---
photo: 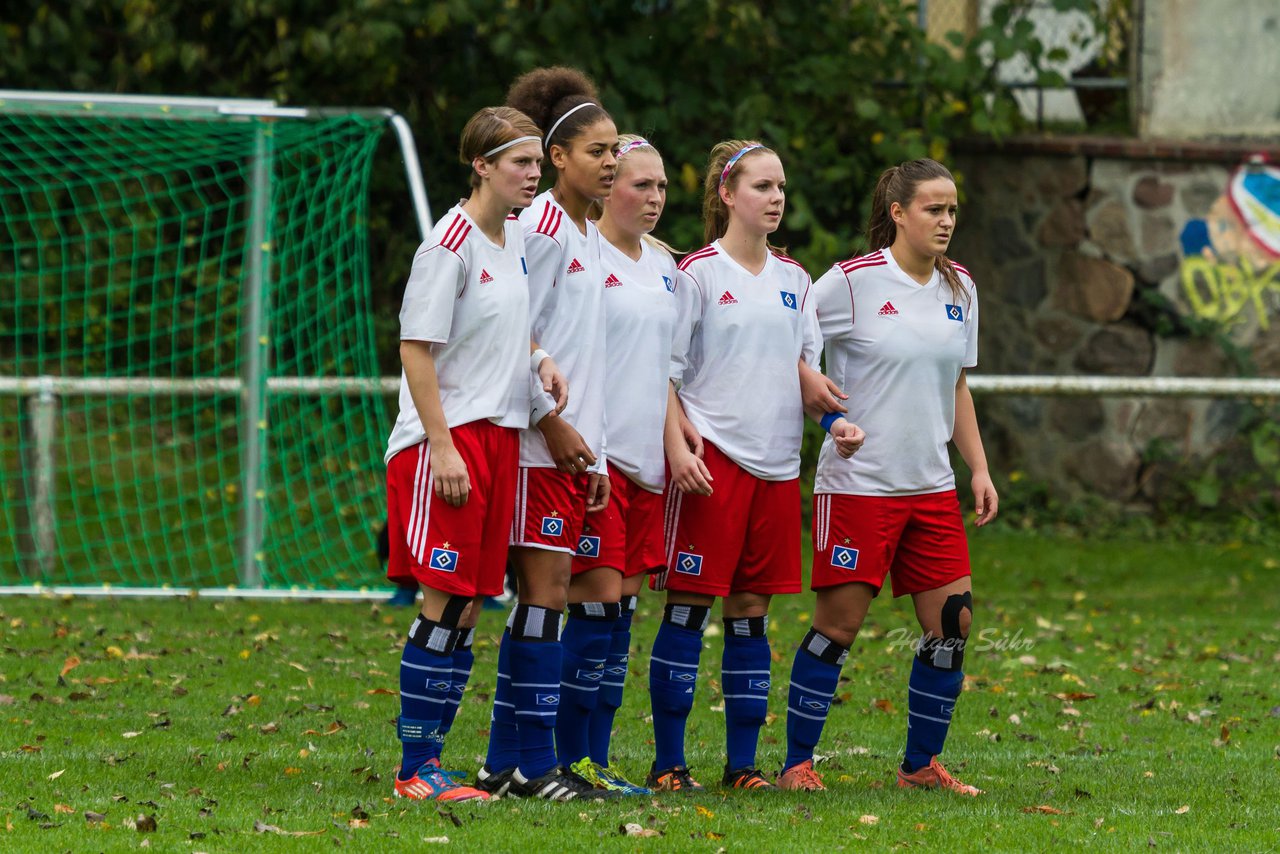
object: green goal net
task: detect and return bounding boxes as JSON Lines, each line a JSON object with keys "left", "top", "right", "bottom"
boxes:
{"left": 1, "top": 97, "right": 410, "bottom": 592}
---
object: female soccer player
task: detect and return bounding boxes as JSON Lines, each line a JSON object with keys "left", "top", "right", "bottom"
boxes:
{"left": 559, "top": 134, "right": 679, "bottom": 795}
{"left": 779, "top": 158, "right": 998, "bottom": 794}
{"left": 385, "top": 106, "right": 565, "bottom": 802}
{"left": 647, "top": 140, "right": 862, "bottom": 793}
{"left": 477, "top": 66, "right": 621, "bottom": 802}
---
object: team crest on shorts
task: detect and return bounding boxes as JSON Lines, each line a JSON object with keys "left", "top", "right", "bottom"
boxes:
{"left": 576, "top": 534, "right": 600, "bottom": 556}
{"left": 428, "top": 546, "right": 459, "bottom": 573}
{"left": 675, "top": 551, "right": 703, "bottom": 576}
{"left": 780, "top": 290, "right": 797, "bottom": 309}
{"left": 541, "top": 515, "right": 564, "bottom": 537}
{"left": 830, "top": 545, "right": 859, "bottom": 570}
{"left": 945, "top": 303, "right": 964, "bottom": 321}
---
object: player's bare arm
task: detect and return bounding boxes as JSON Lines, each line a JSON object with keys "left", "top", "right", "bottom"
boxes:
{"left": 663, "top": 382, "right": 712, "bottom": 494}
{"left": 952, "top": 370, "right": 998, "bottom": 526}
{"left": 400, "top": 339, "right": 470, "bottom": 507}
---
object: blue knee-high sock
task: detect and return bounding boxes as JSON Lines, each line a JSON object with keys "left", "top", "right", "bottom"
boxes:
{"left": 649, "top": 603, "right": 709, "bottom": 772}
{"left": 510, "top": 604, "right": 563, "bottom": 780}
{"left": 904, "top": 654, "right": 964, "bottom": 772}
{"left": 484, "top": 615, "right": 520, "bottom": 772}
{"left": 589, "top": 595, "right": 636, "bottom": 766}
{"left": 722, "top": 615, "right": 772, "bottom": 772}
{"left": 427, "top": 626, "right": 474, "bottom": 764}
{"left": 397, "top": 615, "right": 457, "bottom": 781}
{"left": 784, "top": 629, "right": 848, "bottom": 771}
{"left": 556, "top": 601, "right": 620, "bottom": 765}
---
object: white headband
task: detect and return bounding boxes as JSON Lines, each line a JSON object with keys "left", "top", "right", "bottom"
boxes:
{"left": 482, "top": 135, "right": 541, "bottom": 158}
{"left": 545, "top": 102, "right": 598, "bottom": 145}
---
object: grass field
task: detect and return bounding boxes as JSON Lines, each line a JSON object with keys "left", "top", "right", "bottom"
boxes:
{"left": 2, "top": 528, "right": 1278, "bottom": 852}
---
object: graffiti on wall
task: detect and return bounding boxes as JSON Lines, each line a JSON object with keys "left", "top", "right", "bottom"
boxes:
{"left": 1179, "top": 159, "right": 1280, "bottom": 329}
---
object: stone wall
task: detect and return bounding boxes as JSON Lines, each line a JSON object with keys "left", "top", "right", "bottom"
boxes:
{"left": 949, "top": 136, "right": 1280, "bottom": 504}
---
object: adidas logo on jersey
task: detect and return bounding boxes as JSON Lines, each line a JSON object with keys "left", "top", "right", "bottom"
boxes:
{"left": 479, "top": 269, "right": 493, "bottom": 284}
{"left": 718, "top": 291, "right": 738, "bottom": 305}
{"left": 878, "top": 301, "right": 899, "bottom": 316}
{"left": 604, "top": 273, "right": 623, "bottom": 288}
{"left": 567, "top": 258, "right": 586, "bottom": 274}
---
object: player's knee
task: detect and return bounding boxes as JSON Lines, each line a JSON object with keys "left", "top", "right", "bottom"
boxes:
{"left": 918, "top": 591, "right": 971, "bottom": 671}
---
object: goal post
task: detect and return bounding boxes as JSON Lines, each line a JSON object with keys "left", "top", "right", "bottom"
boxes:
{"left": 0, "top": 91, "right": 431, "bottom": 595}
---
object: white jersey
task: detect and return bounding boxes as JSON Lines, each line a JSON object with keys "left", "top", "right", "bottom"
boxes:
{"left": 519, "top": 191, "right": 608, "bottom": 471}
{"left": 385, "top": 205, "right": 530, "bottom": 463}
{"left": 812, "top": 248, "right": 979, "bottom": 496}
{"left": 670, "top": 241, "right": 819, "bottom": 480}
{"left": 599, "top": 238, "right": 679, "bottom": 492}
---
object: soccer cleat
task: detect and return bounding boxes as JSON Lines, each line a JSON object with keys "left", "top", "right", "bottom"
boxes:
{"left": 722, "top": 765, "right": 777, "bottom": 790}
{"left": 897, "top": 757, "right": 983, "bottom": 796}
{"left": 475, "top": 764, "right": 519, "bottom": 797}
{"left": 777, "top": 759, "right": 827, "bottom": 791}
{"left": 394, "top": 759, "right": 490, "bottom": 801}
{"left": 511, "top": 764, "right": 620, "bottom": 801}
{"left": 646, "top": 764, "right": 704, "bottom": 793}
{"left": 570, "top": 758, "right": 652, "bottom": 795}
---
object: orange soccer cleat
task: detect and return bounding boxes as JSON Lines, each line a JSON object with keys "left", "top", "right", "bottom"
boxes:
{"left": 896, "top": 757, "right": 983, "bottom": 796}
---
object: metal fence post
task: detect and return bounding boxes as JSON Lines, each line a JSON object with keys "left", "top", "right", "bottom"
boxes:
{"left": 25, "top": 378, "right": 58, "bottom": 580}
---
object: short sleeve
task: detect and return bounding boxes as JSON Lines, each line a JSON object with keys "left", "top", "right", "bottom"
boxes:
{"left": 524, "top": 230, "right": 563, "bottom": 340}
{"left": 399, "top": 243, "right": 465, "bottom": 343}
{"left": 798, "top": 274, "right": 820, "bottom": 367}
{"left": 812, "top": 264, "right": 855, "bottom": 345}
{"left": 668, "top": 267, "right": 705, "bottom": 387}
{"left": 964, "top": 280, "right": 979, "bottom": 369}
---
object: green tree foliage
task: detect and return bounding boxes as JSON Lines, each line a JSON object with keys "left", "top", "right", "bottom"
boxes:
{"left": 2, "top": 0, "right": 1092, "bottom": 359}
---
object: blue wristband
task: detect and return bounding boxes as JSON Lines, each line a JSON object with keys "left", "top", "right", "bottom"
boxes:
{"left": 819, "top": 412, "right": 843, "bottom": 433}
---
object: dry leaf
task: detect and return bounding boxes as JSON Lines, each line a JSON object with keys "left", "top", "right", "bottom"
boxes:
{"left": 858, "top": 815, "right": 879, "bottom": 825}
{"left": 122, "top": 731, "right": 141, "bottom": 739}
{"left": 366, "top": 688, "right": 397, "bottom": 696}
{"left": 136, "top": 814, "right": 157, "bottom": 833}
{"left": 872, "top": 698, "right": 895, "bottom": 714}
{"left": 60, "top": 656, "right": 81, "bottom": 676}
{"left": 423, "top": 837, "right": 450, "bottom": 844}
{"left": 621, "top": 823, "right": 661, "bottom": 837}
{"left": 1052, "top": 692, "right": 1097, "bottom": 702}
{"left": 695, "top": 806, "right": 715, "bottom": 819}
{"left": 288, "top": 662, "right": 309, "bottom": 672}
{"left": 47, "top": 768, "right": 65, "bottom": 780}
{"left": 348, "top": 819, "right": 369, "bottom": 829}
{"left": 85, "top": 811, "right": 106, "bottom": 823}
{"left": 1175, "top": 805, "right": 1190, "bottom": 815}
{"left": 54, "top": 804, "right": 74, "bottom": 814}
{"left": 1021, "top": 805, "right": 1065, "bottom": 815}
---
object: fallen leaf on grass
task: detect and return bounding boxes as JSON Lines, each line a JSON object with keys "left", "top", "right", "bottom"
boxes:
{"left": 423, "top": 837, "right": 449, "bottom": 844}
{"left": 287, "top": 662, "right": 309, "bottom": 672}
{"left": 21, "top": 745, "right": 43, "bottom": 753}
{"left": 122, "top": 732, "right": 141, "bottom": 739}
{"left": 436, "top": 808, "right": 462, "bottom": 828}
{"left": 351, "top": 805, "right": 369, "bottom": 820}
{"left": 366, "top": 688, "right": 397, "bottom": 696}
{"left": 85, "top": 811, "right": 106, "bottom": 823}
{"left": 253, "top": 820, "right": 326, "bottom": 836}
{"left": 60, "top": 656, "right": 81, "bottom": 676}
{"left": 1052, "top": 692, "right": 1097, "bottom": 702}
{"left": 348, "top": 819, "right": 369, "bottom": 829}
{"left": 47, "top": 768, "right": 64, "bottom": 779}
{"left": 135, "top": 814, "right": 157, "bottom": 833}
{"left": 1021, "top": 805, "right": 1065, "bottom": 815}
{"left": 695, "top": 806, "right": 714, "bottom": 819}
{"left": 621, "top": 823, "right": 661, "bottom": 837}
{"left": 872, "top": 698, "right": 895, "bottom": 714}
{"left": 858, "top": 815, "right": 879, "bottom": 825}
{"left": 1175, "top": 805, "right": 1190, "bottom": 815}
{"left": 52, "top": 803, "right": 74, "bottom": 814}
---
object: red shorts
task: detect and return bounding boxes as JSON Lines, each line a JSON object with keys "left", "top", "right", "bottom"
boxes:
{"left": 653, "top": 441, "right": 801, "bottom": 597}
{"left": 572, "top": 463, "right": 666, "bottom": 578}
{"left": 386, "top": 420, "right": 518, "bottom": 597}
{"left": 810, "top": 490, "right": 971, "bottom": 597}
{"left": 510, "top": 465, "right": 589, "bottom": 554}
